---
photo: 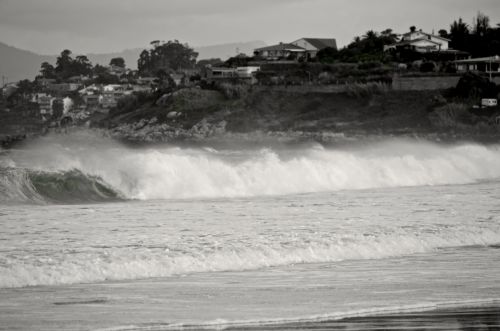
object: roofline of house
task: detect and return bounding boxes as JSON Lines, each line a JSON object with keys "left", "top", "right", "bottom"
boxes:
{"left": 403, "top": 31, "right": 451, "bottom": 42}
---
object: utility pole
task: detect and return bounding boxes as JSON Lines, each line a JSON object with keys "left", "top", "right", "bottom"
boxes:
{"left": 489, "top": 57, "right": 492, "bottom": 82}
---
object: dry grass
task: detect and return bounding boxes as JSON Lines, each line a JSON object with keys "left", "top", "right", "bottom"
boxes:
{"left": 344, "top": 82, "right": 391, "bottom": 98}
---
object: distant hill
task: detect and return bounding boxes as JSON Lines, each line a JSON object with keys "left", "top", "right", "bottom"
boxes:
{"left": 0, "top": 40, "right": 267, "bottom": 83}
{"left": 0, "top": 42, "right": 55, "bottom": 83}
{"left": 86, "top": 48, "right": 143, "bottom": 71}
{"left": 86, "top": 41, "right": 267, "bottom": 68}
{"left": 195, "top": 40, "right": 266, "bottom": 60}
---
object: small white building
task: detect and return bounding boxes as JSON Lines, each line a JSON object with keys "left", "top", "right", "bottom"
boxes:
{"left": 235, "top": 66, "right": 260, "bottom": 78}
{"left": 454, "top": 55, "right": 500, "bottom": 73}
{"left": 103, "top": 84, "right": 124, "bottom": 92}
{"left": 481, "top": 99, "right": 498, "bottom": 107}
{"left": 206, "top": 66, "right": 260, "bottom": 84}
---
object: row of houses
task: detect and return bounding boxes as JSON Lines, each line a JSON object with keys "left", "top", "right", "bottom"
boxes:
{"left": 247, "top": 31, "right": 498, "bottom": 79}
{"left": 16, "top": 81, "right": 155, "bottom": 122}
{"left": 79, "top": 83, "right": 153, "bottom": 109}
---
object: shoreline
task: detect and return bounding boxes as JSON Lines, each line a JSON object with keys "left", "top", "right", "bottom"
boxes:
{"left": 222, "top": 304, "right": 500, "bottom": 331}
{"left": 3, "top": 127, "right": 500, "bottom": 151}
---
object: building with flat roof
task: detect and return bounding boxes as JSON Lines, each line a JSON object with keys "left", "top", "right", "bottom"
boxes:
{"left": 454, "top": 55, "right": 500, "bottom": 74}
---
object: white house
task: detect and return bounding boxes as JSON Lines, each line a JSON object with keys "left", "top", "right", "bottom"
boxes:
{"left": 385, "top": 29, "right": 450, "bottom": 53}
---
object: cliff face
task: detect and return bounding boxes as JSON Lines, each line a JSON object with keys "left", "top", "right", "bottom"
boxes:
{"left": 100, "top": 86, "right": 500, "bottom": 143}
{"left": 2, "top": 85, "right": 499, "bottom": 147}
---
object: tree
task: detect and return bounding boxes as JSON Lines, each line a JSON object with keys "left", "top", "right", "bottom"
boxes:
{"left": 54, "top": 49, "right": 93, "bottom": 79}
{"left": 93, "top": 64, "right": 108, "bottom": 76}
{"left": 74, "top": 55, "right": 92, "bottom": 76}
{"left": 473, "top": 11, "right": 490, "bottom": 37}
{"left": 55, "top": 49, "right": 73, "bottom": 76}
{"left": 363, "top": 30, "right": 378, "bottom": 40}
{"left": 316, "top": 47, "right": 339, "bottom": 63}
{"left": 449, "top": 18, "right": 469, "bottom": 51}
{"left": 17, "top": 79, "right": 35, "bottom": 92}
{"left": 110, "top": 57, "right": 125, "bottom": 68}
{"left": 39, "top": 62, "right": 56, "bottom": 79}
{"left": 438, "top": 29, "right": 449, "bottom": 39}
{"left": 138, "top": 49, "right": 152, "bottom": 74}
{"left": 318, "top": 28, "right": 398, "bottom": 63}
{"left": 410, "top": 26, "right": 417, "bottom": 33}
{"left": 137, "top": 40, "right": 198, "bottom": 76}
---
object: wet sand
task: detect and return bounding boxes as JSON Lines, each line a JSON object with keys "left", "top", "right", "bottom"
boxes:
{"left": 226, "top": 306, "right": 500, "bottom": 331}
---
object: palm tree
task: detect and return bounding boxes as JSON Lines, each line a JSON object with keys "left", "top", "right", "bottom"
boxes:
{"left": 363, "top": 30, "right": 378, "bottom": 40}
{"left": 449, "top": 18, "right": 470, "bottom": 51}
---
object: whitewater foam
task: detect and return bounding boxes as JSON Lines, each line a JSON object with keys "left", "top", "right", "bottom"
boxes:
{"left": 1, "top": 133, "right": 500, "bottom": 202}
{"left": 0, "top": 225, "right": 499, "bottom": 288}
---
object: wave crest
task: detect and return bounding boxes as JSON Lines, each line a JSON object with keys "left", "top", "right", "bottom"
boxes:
{"left": 1, "top": 133, "right": 500, "bottom": 202}
{"left": 0, "top": 168, "right": 120, "bottom": 204}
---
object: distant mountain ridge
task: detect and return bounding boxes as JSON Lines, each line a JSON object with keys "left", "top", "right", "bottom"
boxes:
{"left": 0, "top": 42, "right": 55, "bottom": 84}
{"left": 195, "top": 41, "right": 266, "bottom": 60}
{"left": 0, "top": 41, "right": 266, "bottom": 83}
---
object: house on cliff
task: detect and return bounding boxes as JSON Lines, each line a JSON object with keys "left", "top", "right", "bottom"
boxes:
{"left": 254, "top": 37, "right": 337, "bottom": 61}
{"left": 384, "top": 28, "right": 450, "bottom": 53}
{"left": 291, "top": 38, "right": 338, "bottom": 59}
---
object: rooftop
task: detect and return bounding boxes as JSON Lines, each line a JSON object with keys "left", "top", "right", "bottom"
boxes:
{"left": 454, "top": 55, "right": 500, "bottom": 64}
{"left": 300, "top": 38, "right": 338, "bottom": 50}
{"left": 402, "top": 30, "right": 451, "bottom": 42}
{"left": 255, "top": 43, "right": 305, "bottom": 52}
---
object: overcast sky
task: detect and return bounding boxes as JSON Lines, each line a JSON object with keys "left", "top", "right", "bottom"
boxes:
{"left": 0, "top": 0, "right": 499, "bottom": 55}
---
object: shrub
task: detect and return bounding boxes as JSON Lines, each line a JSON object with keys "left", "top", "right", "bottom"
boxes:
{"left": 216, "top": 82, "right": 249, "bottom": 99}
{"left": 420, "top": 62, "right": 436, "bottom": 73}
{"left": 431, "top": 103, "right": 477, "bottom": 127}
{"left": 344, "top": 82, "right": 390, "bottom": 98}
{"left": 111, "top": 94, "right": 139, "bottom": 115}
{"left": 358, "top": 61, "right": 383, "bottom": 70}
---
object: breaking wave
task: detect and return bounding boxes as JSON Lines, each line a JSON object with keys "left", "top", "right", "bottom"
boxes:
{"left": 1, "top": 132, "right": 500, "bottom": 203}
{"left": 0, "top": 167, "right": 121, "bottom": 204}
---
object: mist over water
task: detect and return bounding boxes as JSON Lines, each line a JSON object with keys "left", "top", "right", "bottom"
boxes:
{"left": 1, "top": 131, "right": 500, "bottom": 203}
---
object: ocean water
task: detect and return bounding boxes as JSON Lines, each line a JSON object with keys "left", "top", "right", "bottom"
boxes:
{"left": 1, "top": 132, "right": 500, "bottom": 330}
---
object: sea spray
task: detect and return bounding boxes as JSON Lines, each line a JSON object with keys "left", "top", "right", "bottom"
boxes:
{"left": 1, "top": 132, "right": 500, "bottom": 202}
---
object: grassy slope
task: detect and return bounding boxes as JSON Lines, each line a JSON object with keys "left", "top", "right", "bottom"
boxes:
{"left": 102, "top": 87, "right": 497, "bottom": 138}
{"left": 223, "top": 89, "right": 435, "bottom": 135}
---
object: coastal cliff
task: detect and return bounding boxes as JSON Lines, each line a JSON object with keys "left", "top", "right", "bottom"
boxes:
{"left": 2, "top": 81, "right": 500, "bottom": 147}
{"left": 98, "top": 84, "right": 500, "bottom": 143}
